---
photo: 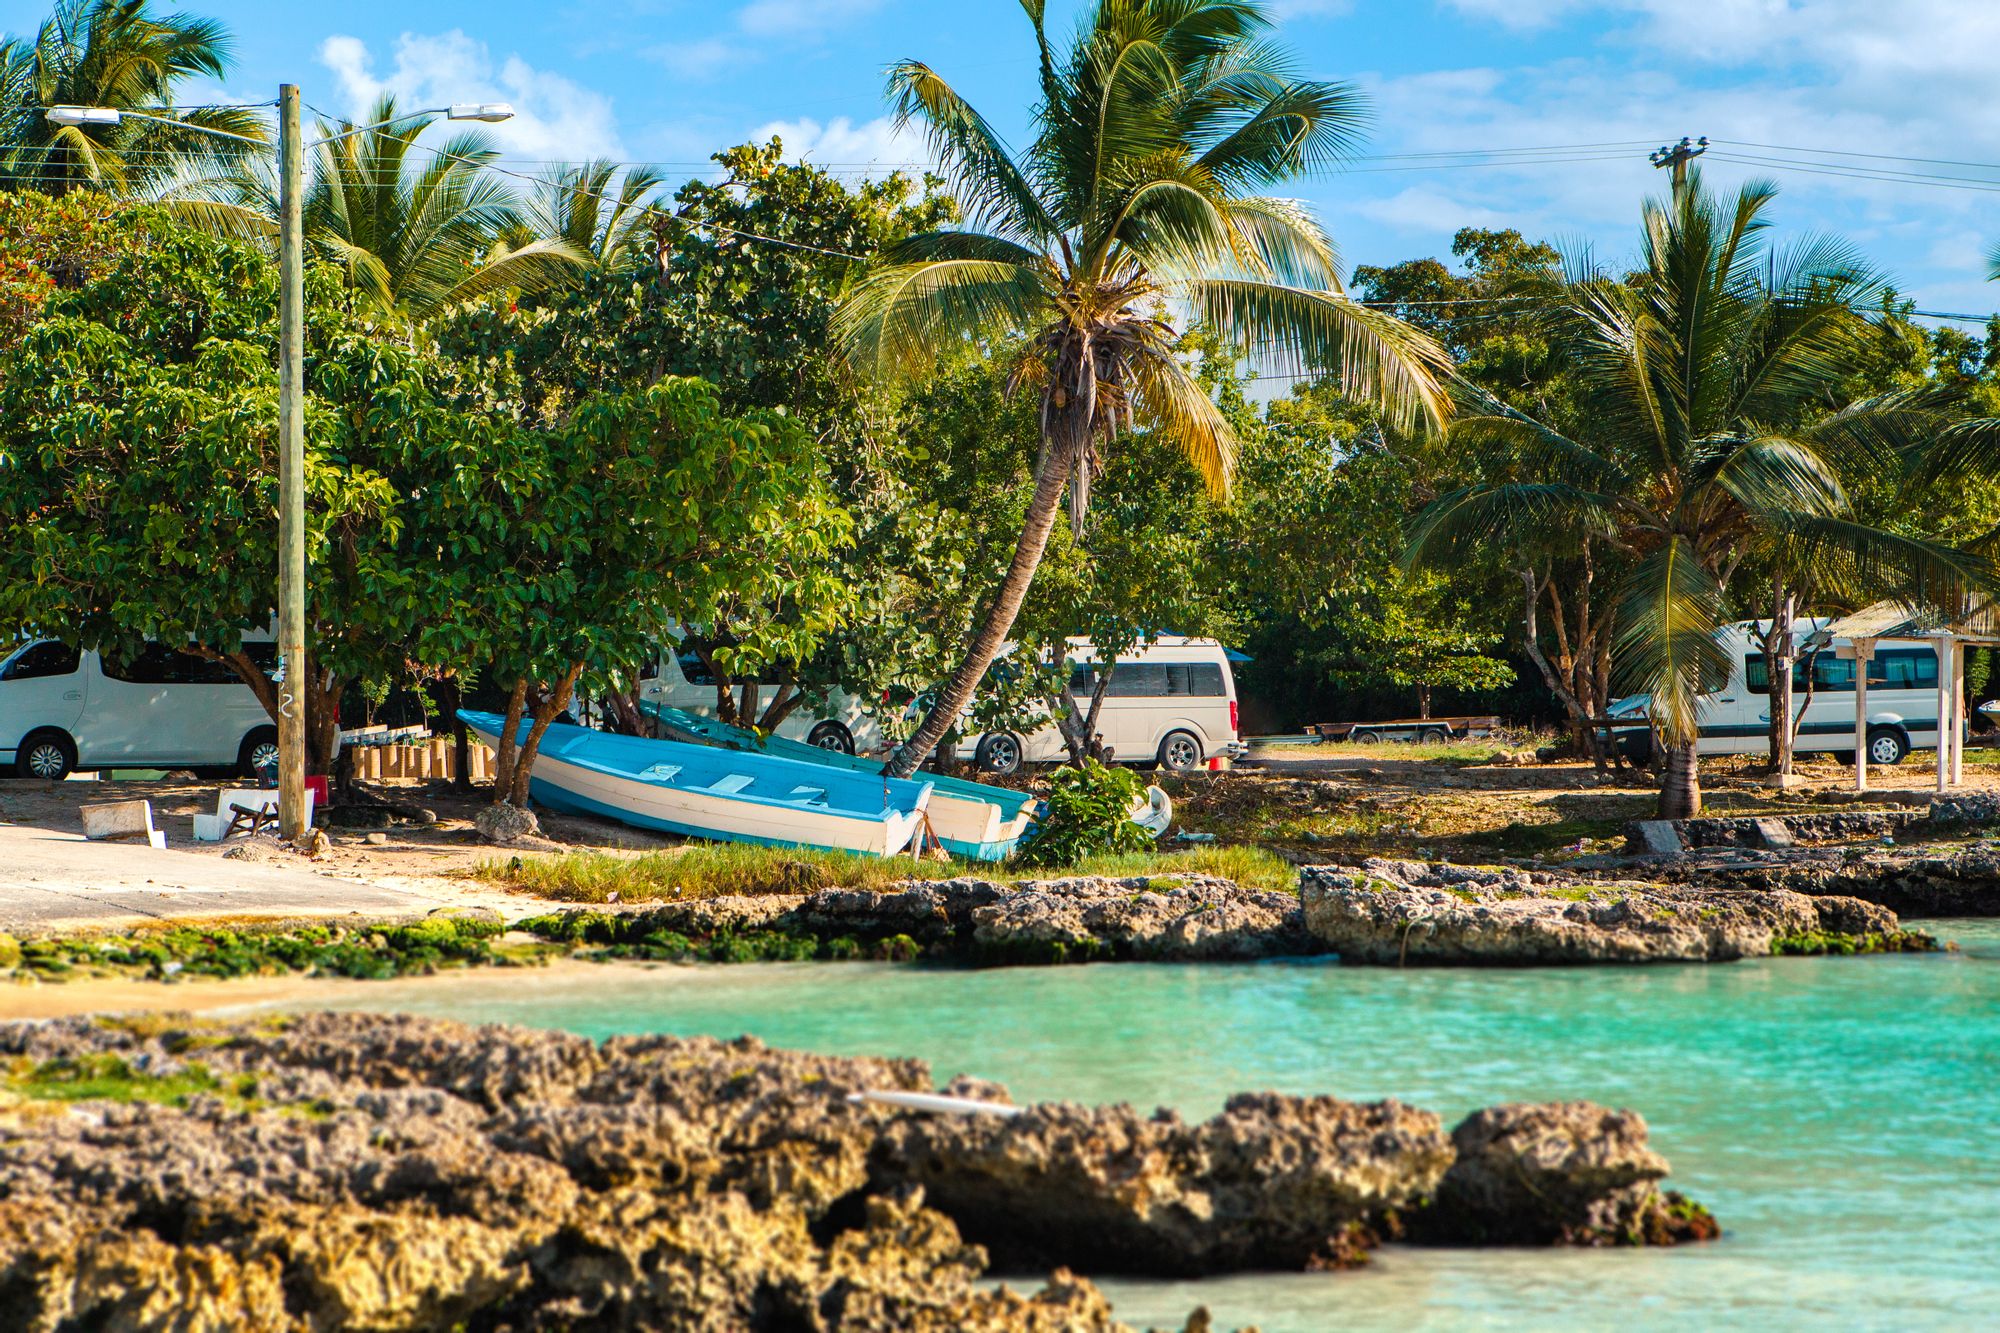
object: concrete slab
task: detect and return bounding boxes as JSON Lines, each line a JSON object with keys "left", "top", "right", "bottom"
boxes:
{"left": 0, "top": 822, "right": 431, "bottom": 933}
{"left": 1753, "top": 818, "right": 1796, "bottom": 850}
{"left": 1634, "top": 820, "right": 1686, "bottom": 856}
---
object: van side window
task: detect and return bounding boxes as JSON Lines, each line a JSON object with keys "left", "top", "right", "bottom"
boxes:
{"left": 101, "top": 644, "right": 238, "bottom": 684}
{"left": 1185, "top": 663, "right": 1226, "bottom": 697}
{"left": 1745, "top": 653, "right": 1863, "bottom": 695}
{"left": 676, "top": 651, "right": 716, "bottom": 686}
{"left": 1872, "top": 649, "right": 1937, "bottom": 689}
{"left": 1, "top": 641, "right": 80, "bottom": 680}
{"left": 1106, "top": 665, "right": 1169, "bottom": 697}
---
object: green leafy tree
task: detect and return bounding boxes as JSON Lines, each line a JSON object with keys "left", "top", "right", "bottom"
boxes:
{"left": 0, "top": 195, "right": 415, "bottom": 773}
{"left": 1408, "top": 175, "right": 1989, "bottom": 816}
{"left": 836, "top": 0, "right": 1452, "bottom": 778}
{"left": 0, "top": 0, "right": 263, "bottom": 209}
{"left": 410, "top": 377, "right": 853, "bottom": 806}
{"left": 439, "top": 141, "right": 955, "bottom": 738}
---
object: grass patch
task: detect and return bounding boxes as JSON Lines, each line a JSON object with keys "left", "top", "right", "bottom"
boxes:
{"left": 3, "top": 1053, "right": 254, "bottom": 1110}
{"left": 1459, "top": 817, "right": 1631, "bottom": 856}
{"left": 1770, "top": 929, "right": 1938, "bottom": 956}
{"left": 2, "top": 913, "right": 550, "bottom": 985}
{"left": 1255, "top": 736, "right": 1548, "bottom": 764}
{"left": 479, "top": 842, "right": 1298, "bottom": 902}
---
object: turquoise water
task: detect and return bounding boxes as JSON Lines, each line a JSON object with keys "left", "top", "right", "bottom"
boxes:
{"left": 276, "top": 922, "right": 2000, "bottom": 1330}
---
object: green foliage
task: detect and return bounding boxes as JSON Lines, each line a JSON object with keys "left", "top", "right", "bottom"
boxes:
{"left": 482, "top": 842, "right": 1299, "bottom": 900}
{"left": 3, "top": 913, "right": 526, "bottom": 983}
{"left": 1016, "top": 760, "right": 1154, "bottom": 868}
{"left": 1769, "top": 929, "right": 1937, "bottom": 956}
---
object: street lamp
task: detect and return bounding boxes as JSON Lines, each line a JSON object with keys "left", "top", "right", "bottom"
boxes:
{"left": 47, "top": 93, "right": 512, "bottom": 842}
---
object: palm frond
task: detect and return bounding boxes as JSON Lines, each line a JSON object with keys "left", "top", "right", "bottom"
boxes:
{"left": 1184, "top": 275, "right": 1453, "bottom": 429}
{"left": 886, "top": 59, "right": 1053, "bottom": 241}
{"left": 835, "top": 258, "right": 1052, "bottom": 380}
{"left": 1128, "top": 350, "right": 1236, "bottom": 495}
{"left": 1404, "top": 482, "right": 1623, "bottom": 569}
{"left": 1610, "top": 537, "right": 1732, "bottom": 744}
{"left": 1700, "top": 434, "right": 1847, "bottom": 520}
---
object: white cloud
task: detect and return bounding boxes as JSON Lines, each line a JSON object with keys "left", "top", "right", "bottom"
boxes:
{"left": 748, "top": 115, "right": 931, "bottom": 176}
{"left": 1350, "top": 185, "right": 1510, "bottom": 233}
{"left": 317, "top": 30, "right": 624, "bottom": 161}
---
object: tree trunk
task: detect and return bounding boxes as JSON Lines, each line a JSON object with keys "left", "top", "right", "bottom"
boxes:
{"left": 1658, "top": 739, "right": 1702, "bottom": 818}
{"left": 884, "top": 390, "right": 1090, "bottom": 779}
{"left": 490, "top": 677, "right": 530, "bottom": 802}
{"left": 443, "top": 677, "right": 472, "bottom": 792}
{"left": 755, "top": 682, "right": 802, "bottom": 732}
{"left": 1418, "top": 684, "right": 1432, "bottom": 720}
{"left": 602, "top": 688, "right": 647, "bottom": 736}
{"left": 506, "top": 662, "right": 586, "bottom": 807}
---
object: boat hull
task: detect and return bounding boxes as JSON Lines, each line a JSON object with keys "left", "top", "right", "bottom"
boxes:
{"left": 463, "top": 714, "right": 930, "bottom": 857}
{"left": 638, "top": 702, "right": 1037, "bottom": 861}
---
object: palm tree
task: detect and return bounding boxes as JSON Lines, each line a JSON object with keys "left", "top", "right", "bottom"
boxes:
{"left": 217, "top": 94, "right": 585, "bottom": 321}
{"left": 522, "top": 158, "right": 665, "bottom": 274}
{"left": 837, "top": 0, "right": 1453, "bottom": 777}
{"left": 1408, "top": 174, "right": 1987, "bottom": 817}
{"left": 0, "top": 0, "right": 262, "bottom": 197}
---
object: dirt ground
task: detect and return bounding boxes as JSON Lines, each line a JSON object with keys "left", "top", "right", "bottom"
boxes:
{"left": 0, "top": 743, "right": 1991, "bottom": 922}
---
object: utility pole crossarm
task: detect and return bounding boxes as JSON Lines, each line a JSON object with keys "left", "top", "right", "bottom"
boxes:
{"left": 1649, "top": 135, "right": 1710, "bottom": 193}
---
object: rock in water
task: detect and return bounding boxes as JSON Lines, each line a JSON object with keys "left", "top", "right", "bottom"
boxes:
{"left": 876, "top": 1092, "right": 1454, "bottom": 1274}
{"left": 1299, "top": 858, "right": 1913, "bottom": 964}
{"left": 475, "top": 801, "right": 542, "bottom": 845}
{"left": 1424, "top": 1102, "right": 1719, "bottom": 1246}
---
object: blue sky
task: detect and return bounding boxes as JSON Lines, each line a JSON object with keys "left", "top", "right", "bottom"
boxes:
{"left": 62, "top": 0, "right": 2000, "bottom": 322}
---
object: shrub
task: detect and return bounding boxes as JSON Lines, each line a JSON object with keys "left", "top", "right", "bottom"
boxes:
{"left": 1016, "top": 760, "right": 1155, "bottom": 868}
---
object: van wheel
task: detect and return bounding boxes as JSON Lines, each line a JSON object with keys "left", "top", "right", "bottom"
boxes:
{"left": 1157, "top": 730, "right": 1205, "bottom": 773}
{"left": 16, "top": 730, "right": 75, "bottom": 780}
{"left": 974, "top": 733, "right": 1023, "bottom": 776}
{"left": 238, "top": 727, "right": 281, "bottom": 778}
{"left": 1866, "top": 726, "right": 1909, "bottom": 766}
{"left": 806, "top": 721, "right": 856, "bottom": 754}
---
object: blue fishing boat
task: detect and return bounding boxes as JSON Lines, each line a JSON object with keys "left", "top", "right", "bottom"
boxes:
{"left": 638, "top": 701, "right": 1040, "bottom": 860}
{"left": 459, "top": 711, "right": 934, "bottom": 856}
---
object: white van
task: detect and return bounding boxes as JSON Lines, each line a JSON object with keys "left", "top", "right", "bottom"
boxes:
{"left": 638, "top": 642, "right": 885, "bottom": 755}
{"left": 0, "top": 640, "right": 280, "bottom": 779}
{"left": 1611, "top": 619, "right": 1943, "bottom": 766}
{"left": 954, "top": 636, "right": 1245, "bottom": 775}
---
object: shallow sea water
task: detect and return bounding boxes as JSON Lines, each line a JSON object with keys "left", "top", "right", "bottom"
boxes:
{"left": 274, "top": 920, "right": 2000, "bottom": 1331}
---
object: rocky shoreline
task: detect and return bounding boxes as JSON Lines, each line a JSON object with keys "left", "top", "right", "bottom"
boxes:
{"left": 0, "top": 1012, "right": 1714, "bottom": 1330}
{"left": 520, "top": 873, "right": 1325, "bottom": 965}
{"left": 1299, "top": 859, "right": 1934, "bottom": 964}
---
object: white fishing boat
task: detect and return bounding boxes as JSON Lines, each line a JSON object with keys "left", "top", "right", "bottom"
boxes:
{"left": 638, "top": 701, "right": 1040, "bottom": 860}
{"left": 460, "top": 711, "right": 933, "bottom": 856}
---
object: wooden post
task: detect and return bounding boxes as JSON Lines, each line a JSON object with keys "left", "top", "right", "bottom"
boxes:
{"left": 1936, "top": 634, "right": 1953, "bottom": 793}
{"left": 1953, "top": 642, "right": 1966, "bottom": 787}
{"left": 1845, "top": 639, "right": 1871, "bottom": 793}
{"left": 276, "top": 83, "right": 308, "bottom": 841}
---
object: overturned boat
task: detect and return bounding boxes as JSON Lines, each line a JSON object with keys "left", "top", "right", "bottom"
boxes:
{"left": 459, "top": 710, "right": 933, "bottom": 857}
{"left": 638, "top": 702, "right": 1039, "bottom": 861}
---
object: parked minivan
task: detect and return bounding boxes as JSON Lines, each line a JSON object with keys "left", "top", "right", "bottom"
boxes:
{"left": 637, "top": 642, "right": 885, "bottom": 755}
{"left": 1610, "top": 619, "right": 1943, "bottom": 765}
{"left": 0, "top": 639, "right": 280, "bottom": 779}
{"left": 954, "top": 636, "right": 1245, "bottom": 775}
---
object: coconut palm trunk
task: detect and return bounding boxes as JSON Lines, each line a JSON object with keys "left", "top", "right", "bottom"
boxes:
{"left": 1659, "top": 739, "right": 1701, "bottom": 820}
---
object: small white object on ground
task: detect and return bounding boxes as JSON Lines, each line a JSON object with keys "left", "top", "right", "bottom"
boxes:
{"left": 79, "top": 800, "right": 165, "bottom": 849}
{"left": 846, "top": 1089, "right": 1023, "bottom": 1118}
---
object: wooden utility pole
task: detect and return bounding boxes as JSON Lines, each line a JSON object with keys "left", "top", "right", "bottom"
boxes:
{"left": 276, "top": 83, "right": 308, "bottom": 841}
{"left": 1649, "top": 136, "right": 1709, "bottom": 193}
